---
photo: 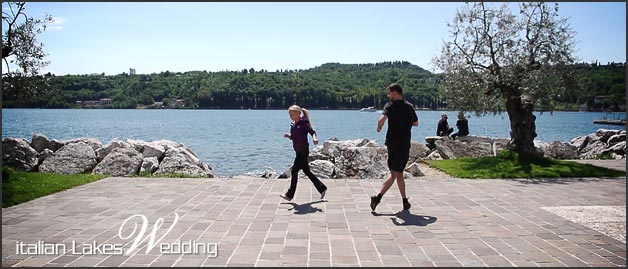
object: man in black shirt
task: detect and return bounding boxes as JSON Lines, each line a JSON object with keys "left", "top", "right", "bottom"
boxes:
{"left": 371, "top": 83, "right": 419, "bottom": 212}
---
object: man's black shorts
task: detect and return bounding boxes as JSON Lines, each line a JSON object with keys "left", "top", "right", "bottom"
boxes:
{"left": 387, "top": 145, "right": 410, "bottom": 173}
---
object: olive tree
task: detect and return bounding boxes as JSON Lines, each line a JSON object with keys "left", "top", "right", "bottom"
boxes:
{"left": 432, "top": 2, "right": 577, "bottom": 155}
{"left": 2, "top": 2, "right": 53, "bottom": 100}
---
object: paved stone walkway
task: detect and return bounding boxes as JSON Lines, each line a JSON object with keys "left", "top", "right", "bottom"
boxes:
{"left": 2, "top": 161, "right": 626, "bottom": 267}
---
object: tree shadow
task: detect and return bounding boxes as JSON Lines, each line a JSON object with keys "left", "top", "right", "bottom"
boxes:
{"left": 281, "top": 200, "right": 327, "bottom": 215}
{"left": 371, "top": 211, "right": 437, "bottom": 226}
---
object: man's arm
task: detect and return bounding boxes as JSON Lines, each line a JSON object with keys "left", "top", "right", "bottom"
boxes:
{"left": 412, "top": 120, "right": 419, "bottom": 127}
{"left": 377, "top": 115, "right": 387, "bottom": 133}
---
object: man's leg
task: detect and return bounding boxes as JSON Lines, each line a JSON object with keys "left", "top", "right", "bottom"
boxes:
{"left": 379, "top": 172, "right": 396, "bottom": 196}
{"left": 395, "top": 171, "right": 411, "bottom": 211}
{"left": 395, "top": 171, "right": 406, "bottom": 199}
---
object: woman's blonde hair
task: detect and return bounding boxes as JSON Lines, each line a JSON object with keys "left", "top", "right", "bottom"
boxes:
{"left": 288, "top": 104, "right": 312, "bottom": 126}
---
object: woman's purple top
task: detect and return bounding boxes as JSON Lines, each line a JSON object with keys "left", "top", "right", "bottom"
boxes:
{"left": 290, "top": 116, "right": 316, "bottom": 152}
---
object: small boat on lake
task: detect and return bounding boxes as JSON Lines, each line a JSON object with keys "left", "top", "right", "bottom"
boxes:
{"left": 360, "top": 106, "right": 377, "bottom": 112}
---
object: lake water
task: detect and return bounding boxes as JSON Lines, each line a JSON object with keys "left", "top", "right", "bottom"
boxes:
{"left": 2, "top": 109, "right": 625, "bottom": 177}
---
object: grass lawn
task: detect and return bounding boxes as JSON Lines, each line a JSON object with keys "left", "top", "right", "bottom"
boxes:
{"left": 425, "top": 150, "right": 626, "bottom": 179}
{"left": 2, "top": 167, "right": 107, "bottom": 208}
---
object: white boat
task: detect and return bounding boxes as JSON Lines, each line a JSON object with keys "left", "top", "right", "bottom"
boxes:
{"left": 360, "top": 106, "right": 377, "bottom": 112}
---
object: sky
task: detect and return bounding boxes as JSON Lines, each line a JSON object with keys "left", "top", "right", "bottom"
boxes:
{"left": 3, "top": 2, "right": 626, "bottom": 76}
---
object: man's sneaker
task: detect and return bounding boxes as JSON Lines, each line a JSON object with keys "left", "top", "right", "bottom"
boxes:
{"left": 403, "top": 199, "right": 411, "bottom": 211}
{"left": 320, "top": 189, "right": 327, "bottom": 200}
{"left": 370, "top": 195, "right": 381, "bottom": 211}
{"left": 280, "top": 194, "right": 293, "bottom": 201}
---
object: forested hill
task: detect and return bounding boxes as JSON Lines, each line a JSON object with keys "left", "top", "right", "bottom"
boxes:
{"left": 2, "top": 61, "right": 625, "bottom": 111}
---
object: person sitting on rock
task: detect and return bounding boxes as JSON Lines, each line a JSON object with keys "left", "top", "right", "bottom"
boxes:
{"left": 451, "top": 111, "right": 469, "bottom": 139}
{"left": 436, "top": 113, "right": 453, "bottom": 137}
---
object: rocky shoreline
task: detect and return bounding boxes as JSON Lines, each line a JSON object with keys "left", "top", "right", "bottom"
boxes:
{"left": 2, "top": 129, "right": 625, "bottom": 179}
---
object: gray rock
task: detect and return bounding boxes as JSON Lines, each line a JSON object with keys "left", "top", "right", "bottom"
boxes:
{"left": 63, "top": 137, "right": 103, "bottom": 151}
{"left": 156, "top": 147, "right": 214, "bottom": 178}
{"left": 335, "top": 146, "right": 388, "bottom": 179}
{"left": 96, "top": 139, "right": 135, "bottom": 162}
{"left": 426, "top": 151, "right": 443, "bottom": 160}
{"left": 142, "top": 143, "right": 166, "bottom": 160}
{"left": 321, "top": 138, "right": 371, "bottom": 159}
{"left": 92, "top": 147, "right": 143, "bottom": 176}
{"left": 39, "top": 142, "right": 97, "bottom": 174}
{"left": 569, "top": 135, "right": 590, "bottom": 152}
{"left": 140, "top": 157, "right": 160, "bottom": 174}
{"left": 152, "top": 139, "right": 185, "bottom": 151}
{"left": 2, "top": 137, "right": 39, "bottom": 171}
{"left": 602, "top": 141, "right": 626, "bottom": 158}
{"left": 608, "top": 133, "right": 626, "bottom": 146}
{"left": 30, "top": 133, "right": 50, "bottom": 153}
{"left": 545, "top": 141, "right": 578, "bottom": 159}
{"left": 305, "top": 160, "right": 335, "bottom": 179}
{"left": 278, "top": 166, "right": 291, "bottom": 179}
{"left": 596, "top": 129, "right": 622, "bottom": 143}
{"left": 125, "top": 138, "right": 149, "bottom": 152}
{"left": 37, "top": 149, "right": 54, "bottom": 165}
{"left": 409, "top": 141, "right": 431, "bottom": 161}
{"left": 434, "top": 139, "right": 456, "bottom": 159}
{"left": 424, "top": 136, "right": 446, "bottom": 149}
{"left": 578, "top": 140, "right": 608, "bottom": 159}
{"left": 49, "top": 139, "right": 65, "bottom": 152}
{"left": 405, "top": 162, "right": 425, "bottom": 177}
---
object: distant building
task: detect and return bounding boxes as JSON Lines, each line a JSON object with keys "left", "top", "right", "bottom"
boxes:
{"left": 83, "top": 101, "right": 100, "bottom": 107}
{"left": 594, "top": 95, "right": 609, "bottom": 104}
{"left": 129, "top": 68, "right": 136, "bottom": 75}
{"left": 99, "top": 98, "right": 112, "bottom": 105}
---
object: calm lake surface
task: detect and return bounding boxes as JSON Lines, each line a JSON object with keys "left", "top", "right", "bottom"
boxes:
{"left": 2, "top": 109, "right": 625, "bottom": 177}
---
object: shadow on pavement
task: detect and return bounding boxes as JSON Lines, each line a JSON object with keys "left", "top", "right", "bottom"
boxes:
{"left": 372, "top": 211, "right": 437, "bottom": 226}
{"left": 281, "top": 200, "right": 327, "bottom": 215}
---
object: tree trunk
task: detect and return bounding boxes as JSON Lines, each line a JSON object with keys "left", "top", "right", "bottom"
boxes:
{"left": 505, "top": 94, "right": 538, "bottom": 155}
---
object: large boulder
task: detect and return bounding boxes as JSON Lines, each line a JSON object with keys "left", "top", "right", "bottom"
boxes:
{"left": 409, "top": 141, "right": 431, "bottom": 162}
{"left": 92, "top": 147, "right": 143, "bottom": 176}
{"left": 544, "top": 141, "right": 578, "bottom": 159}
{"left": 321, "top": 138, "right": 371, "bottom": 160}
{"left": 155, "top": 147, "right": 214, "bottom": 178}
{"left": 2, "top": 137, "right": 39, "bottom": 171}
{"left": 334, "top": 146, "right": 388, "bottom": 179}
{"left": 608, "top": 133, "right": 626, "bottom": 146}
{"left": 30, "top": 133, "right": 50, "bottom": 153}
{"left": 63, "top": 137, "right": 103, "bottom": 151}
{"left": 601, "top": 141, "right": 626, "bottom": 159}
{"left": 569, "top": 135, "right": 590, "bottom": 152}
{"left": 578, "top": 140, "right": 609, "bottom": 159}
{"left": 152, "top": 139, "right": 185, "bottom": 151}
{"left": 140, "top": 157, "right": 160, "bottom": 174}
{"left": 39, "top": 142, "right": 98, "bottom": 174}
{"left": 405, "top": 162, "right": 425, "bottom": 177}
{"left": 305, "top": 160, "right": 335, "bottom": 179}
{"left": 95, "top": 139, "right": 135, "bottom": 162}
{"left": 142, "top": 143, "right": 166, "bottom": 160}
{"left": 434, "top": 139, "right": 493, "bottom": 159}
{"left": 49, "top": 139, "right": 65, "bottom": 152}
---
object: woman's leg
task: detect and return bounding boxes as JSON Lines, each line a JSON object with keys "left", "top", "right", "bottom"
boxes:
{"left": 301, "top": 152, "right": 327, "bottom": 194}
{"left": 285, "top": 152, "right": 306, "bottom": 199}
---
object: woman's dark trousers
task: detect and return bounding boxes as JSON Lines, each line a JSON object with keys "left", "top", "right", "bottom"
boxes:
{"left": 285, "top": 150, "right": 327, "bottom": 199}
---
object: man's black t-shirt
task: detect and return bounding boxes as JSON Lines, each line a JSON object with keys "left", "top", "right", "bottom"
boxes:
{"left": 382, "top": 99, "right": 418, "bottom": 148}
